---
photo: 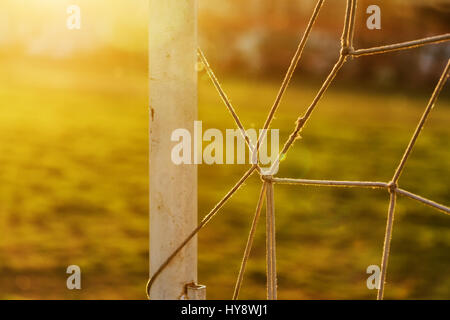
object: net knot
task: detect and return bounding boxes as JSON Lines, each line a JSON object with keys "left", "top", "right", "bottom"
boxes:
{"left": 261, "top": 175, "right": 273, "bottom": 183}
{"left": 387, "top": 181, "right": 398, "bottom": 193}
{"left": 296, "top": 117, "right": 306, "bottom": 128}
{"left": 340, "top": 46, "right": 354, "bottom": 57}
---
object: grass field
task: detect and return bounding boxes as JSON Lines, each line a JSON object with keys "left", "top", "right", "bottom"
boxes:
{"left": 0, "top": 56, "right": 449, "bottom": 299}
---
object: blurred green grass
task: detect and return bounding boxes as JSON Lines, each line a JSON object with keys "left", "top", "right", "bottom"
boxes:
{"left": 0, "top": 57, "right": 449, "bottom": 299}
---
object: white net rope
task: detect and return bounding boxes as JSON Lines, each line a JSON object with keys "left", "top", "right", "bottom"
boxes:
{"left": 147, "top": 0, "right": 450, "bottom": 300}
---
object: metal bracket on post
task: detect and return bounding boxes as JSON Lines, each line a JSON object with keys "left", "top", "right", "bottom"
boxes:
{"left": 185, "top": 283, "right": 207, "bottom": 300}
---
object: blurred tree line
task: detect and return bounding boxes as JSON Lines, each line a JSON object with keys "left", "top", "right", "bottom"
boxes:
{"left": 199, "top": 0, "right": 450, "bottom": 90}
{"left": 1, "top": 0, "right": 447, "bottom": 91}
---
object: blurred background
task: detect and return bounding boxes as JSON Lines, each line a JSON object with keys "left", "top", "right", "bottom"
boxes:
{"left": 0, "top": 0, "right": 449, "bottom": 299}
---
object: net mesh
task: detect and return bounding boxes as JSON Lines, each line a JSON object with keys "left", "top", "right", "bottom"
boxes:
{"left": 147, "top": 0, "right": 450, "bottom": 300}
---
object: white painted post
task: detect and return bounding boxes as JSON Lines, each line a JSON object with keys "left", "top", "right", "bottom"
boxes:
{"left": 149, "top": 0, "right": 200, "bottom": 299}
